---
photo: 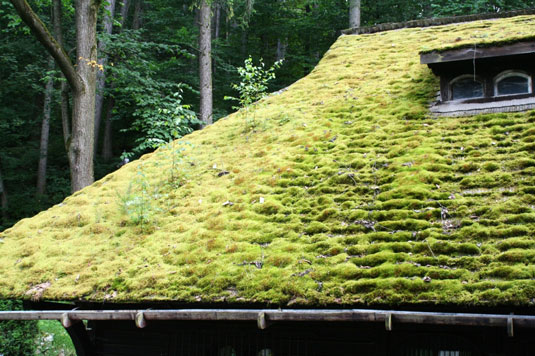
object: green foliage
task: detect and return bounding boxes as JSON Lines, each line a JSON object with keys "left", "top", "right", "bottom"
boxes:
{"left": 35, "top": 320, "right": 75, "bottom": 356}
{"left": 0, "top": 301, "right": 38, "bottom": 355}
{"left": 226, "top": 56, "right": 282, "bottom": 129}
{"left": 101, "top": 29, "right": 199, "bottom": 159}
{"left": 125, "top": 89, "right": 200, "bottom": 158}
{"left": 227, "top": 56, "right": 283, "bottom": 108}
{"left": 429, "top": 0, "right": 535, "bottom": 17}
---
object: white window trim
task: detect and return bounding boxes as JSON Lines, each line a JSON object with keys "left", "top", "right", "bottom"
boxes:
{"left": 494, "top": 70, "right": 532, "bottom": 97}
{"left": 449, "top": 74, "right": 485, "bottom": 101}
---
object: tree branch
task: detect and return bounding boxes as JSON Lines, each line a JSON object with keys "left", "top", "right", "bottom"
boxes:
{"left": 9, "top": 0, "right": 83, "bottom": 93}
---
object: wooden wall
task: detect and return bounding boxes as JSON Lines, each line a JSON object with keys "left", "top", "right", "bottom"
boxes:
{"left": 78, "top": 319, "right": 535, "bottom": 356}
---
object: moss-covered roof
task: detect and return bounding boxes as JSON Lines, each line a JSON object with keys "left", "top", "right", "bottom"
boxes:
{"left": 3, "top": 15, "right": 535, "bottom": 307}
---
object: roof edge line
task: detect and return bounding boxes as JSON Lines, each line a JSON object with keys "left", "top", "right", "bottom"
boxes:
{"left": 342, "top": 8, "right": 535, "bottom": 35}
{"left": 1, "top": 309, "right": 534, "bottom": 329}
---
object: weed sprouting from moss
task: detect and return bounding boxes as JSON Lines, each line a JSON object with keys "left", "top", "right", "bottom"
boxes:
{"left": 159, "top": 140, "right": 195, "bottom": 189}
{"left": 116, "top": 166, "right": 163, "bottom": 231}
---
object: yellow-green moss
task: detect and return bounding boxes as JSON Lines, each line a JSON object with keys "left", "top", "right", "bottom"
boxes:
{"left": 1, "top": 15, "right": 535, "bottom": 307}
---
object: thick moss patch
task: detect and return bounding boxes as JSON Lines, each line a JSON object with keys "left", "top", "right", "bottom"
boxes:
{"left": 1, "top": 15, "right": 535, "bottom": 306}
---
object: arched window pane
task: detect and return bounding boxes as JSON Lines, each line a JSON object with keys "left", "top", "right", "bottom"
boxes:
{"left": 497, "top": 75, "right": 530, "bottom": 96}
{"left": 451, "top": 78, "right": 483, "bottom": 100}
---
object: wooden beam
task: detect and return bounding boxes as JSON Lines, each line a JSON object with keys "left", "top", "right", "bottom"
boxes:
{"left": 0, "top": 309, "right": 534, "bottom": 330}
{"left": 342, "top": 9, "right": 535, "bottom": 35}
{"left": 420, "top": 41, "right": 535, "bottom": 64}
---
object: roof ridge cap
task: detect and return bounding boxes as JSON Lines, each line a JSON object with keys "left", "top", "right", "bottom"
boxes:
{"left": 342, "top": 8, "right": 535, "bottom": 35}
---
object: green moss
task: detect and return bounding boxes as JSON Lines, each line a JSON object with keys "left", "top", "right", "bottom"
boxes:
{"left": 1, "top": 15, "right": 535, "bottom": 306}
{"left": 305, "top": 222, "right": 329, "bottom": 234}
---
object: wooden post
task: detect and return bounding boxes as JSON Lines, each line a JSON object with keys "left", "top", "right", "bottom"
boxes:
{"left": 508, "top": 314, "right": 514, "bottom": 337}
{"left": 61, "top": 313, "right": 73, "bottom": 328}
{"left": 385, "top": 313, "right": 392, "bottom": 331}
{"left": 257, "top": 312, "right": 269, "bottom": 330}
{"left": 135, "top": 311, "right": 147, "bottom": 328}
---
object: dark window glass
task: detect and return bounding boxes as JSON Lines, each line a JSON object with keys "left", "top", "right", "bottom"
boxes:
{"left": 496, "top": 75, "right": 530, "bottom": 96}
{"left": 451, "top": 78, "right": 483, "bottom": 100}
{"left": 404, "top": 349, "right": 472, "bottom": 356}
{"left": 219, "top": 346, "right": 236, "bottom": 356}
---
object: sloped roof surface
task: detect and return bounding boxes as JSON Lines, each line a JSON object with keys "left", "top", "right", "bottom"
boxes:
{"left": 2, "top": 15, "right": 535, "bottom": 306}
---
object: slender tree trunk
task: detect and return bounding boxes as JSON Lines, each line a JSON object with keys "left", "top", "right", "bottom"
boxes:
{"left": 225, "top": 10, "right": 229, "bottom": 41}
{"left": 0, "top": 159, "right": 7, "bottom": 221}
{"left": 118, "top": 0, "right": 130, "bottom": 28}
{"left": 101, "top": 97, "right": 115, "bottom": 161}
{"left": 240, "top": 26, "right": 248, "bottom": 58}
{"left": 94, "top": 0, "right": 116, "bottom": 155}
{"left": 36, "top": 56, "right": 55, "bottom": 196}
{"left": 60, "top": 83, "right": 71, "bottom": 149}
{"left": 349, "top": 0, "right": 361, "bottom": 28}
{"left": 132, "top": 0, "right": 143, "bottom": 30}
{"left": 276, "top": 0, "right": 287, "bottom": 62}
{"left": 100, "top": 0, "right": 129, "bottom": 161}
{"left": 52, "top": 0, "right": 71, "bottom": 150}
{"left": 276, "top": 38, "right": 287, "bottom": 61}
{"left": 213, "top": 2, "right": 220, "bottom": 40}
{"left": 212, "top": 2, "right": 221, "bottom": 75}
{"left": 198, "top": 0, "right": 212, "bottom": 126}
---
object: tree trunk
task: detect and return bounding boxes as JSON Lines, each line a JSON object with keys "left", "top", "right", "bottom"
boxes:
{"left": 225, "top": 9, "right": 229, "bottom": 41}
{"left": 52, "top": 0, "right": 71, "bottom": 150}
{"left": 132, "top": 0, "right": 143, "bottom": 30}
{"left": 213, "top": 2, "right": 220, "bottom": 40}
{"left": 69, "top": 0, "right": 100, "bottom": 192}
{"left": 241, "top": 29, "right": 248, "bottom": 58}
{"left": 60, "top": 83, "right": 71, "bottom": 149}
{"left": 100, "top": 0, "right": 129, "bottom": 161}
{"left": 212, "top": 2, "right": 221, "bottom": 75}
{"left": 11, "top": 0, "right": 100, "bottom": 192}
{"left": 36, "top": 56, "right": 55, "bottom": 196}
{"left": 0, "top": 159, "right": 7, "bottom": 221}
{"left": 276, "top": 0, "right": 287, "bottom": 62}
{"left": 349, "top": 0, "right": 361, "bottom": 28}
{"left": 94, "top": 0, "right": 116, "bottom": 155}
{"left": 198, "top": 0, "right": 212, "bottom": 126}
{"left": 276, "top": 38, "right": 287, "bottom": 61}
{"left": 118, "top": 0, "right": 130, "bottom": 27}
{"left": 101, "top": 97, "right": 115, "bottom": 161}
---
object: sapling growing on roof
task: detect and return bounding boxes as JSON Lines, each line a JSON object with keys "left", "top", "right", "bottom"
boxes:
{"left": 117, "top": 165, "right": 163, "bottom": 231}
{"left": 225, "top": 56, "right": 283, "bottom": 131}
{"left": 121, "top": 88, "right": 200, "bottom": 161}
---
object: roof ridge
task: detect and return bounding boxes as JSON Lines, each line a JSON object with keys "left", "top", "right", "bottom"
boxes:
{"left": 342, "top": 8, "right": 535, "bottom": 35}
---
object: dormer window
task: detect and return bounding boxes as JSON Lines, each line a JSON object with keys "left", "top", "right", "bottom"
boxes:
{"left": 420, "top": 40, "right": 535, "bottom": 116}
{"left": 494, "top": 71, "right": 532, "bottom": 96}
{"left": 450, "top": 75, "right": 484, "bottom": 100}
